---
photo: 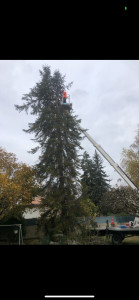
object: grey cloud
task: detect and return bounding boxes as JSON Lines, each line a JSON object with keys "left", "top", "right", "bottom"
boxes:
{"left": 0, "top": 60, "right": 139, "bottom": 187}
{"left": 72, "top": 89, "right": 89, "bottom": 98}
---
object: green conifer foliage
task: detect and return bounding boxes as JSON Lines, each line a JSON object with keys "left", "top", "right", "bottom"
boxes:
{"left": 81, "top": 150, "right": 111, "bottom": 206}
{"left": 15, "top": 65, "right": 84, "bottom": 236}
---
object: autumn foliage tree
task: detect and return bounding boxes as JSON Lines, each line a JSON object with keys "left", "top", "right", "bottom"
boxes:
{"left": 98, "top": 125, "right": 139, "bottom": 216}
{"left": 121, "top": 124, "right": 139, "bottom": 189}
{"left": 0, "top": 147, "right": 39, "bottom": 220}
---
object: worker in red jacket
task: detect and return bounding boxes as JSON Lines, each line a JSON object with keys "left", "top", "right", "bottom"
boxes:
{"left": 62, "top": 91, "right": 67, "bottom": 103}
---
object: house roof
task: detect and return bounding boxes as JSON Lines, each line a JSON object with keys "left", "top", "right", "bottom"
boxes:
{"left": 31, "top": 196, "right": 42, "bottom": 205}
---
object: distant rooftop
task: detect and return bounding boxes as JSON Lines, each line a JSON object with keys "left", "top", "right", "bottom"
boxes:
{"left": 31, "top": 196, "right": 42, "bottom": 205}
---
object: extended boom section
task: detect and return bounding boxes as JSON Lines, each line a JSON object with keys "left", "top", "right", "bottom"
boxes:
{"left": 78, "top": 124, "right": 138, "bottom": 191}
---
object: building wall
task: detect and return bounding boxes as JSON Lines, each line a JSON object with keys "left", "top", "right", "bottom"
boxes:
{"left": 23, "top": 207, "right": 41, "bottom": 219}
{"left": 23, "top": 218, "right": 45, "bottom": 241}
{"left": 24, "top": 225, "right": 41, "bottom": 239}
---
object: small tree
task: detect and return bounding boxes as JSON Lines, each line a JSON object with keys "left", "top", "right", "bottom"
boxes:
{"left": 92, "top": 150, "right": 111, "bottom": 205}
{"left": 81, "top": 151, "right": 94, "bottom": 199}
{"left": 121, "top": 124, "right": 139, "bottom": 189}
{"left": 100, "top": 186, "right": 139, "bottom": 215}
{"left": 81, "top": 150, "right": 111, "bottom": 207}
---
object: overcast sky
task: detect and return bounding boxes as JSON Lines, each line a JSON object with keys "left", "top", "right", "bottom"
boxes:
{"left": 0, "top": 60, "right": 139, "bottom": 187}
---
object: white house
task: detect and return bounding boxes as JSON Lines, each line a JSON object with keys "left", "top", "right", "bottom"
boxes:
{"left": 23, "top": 196, "right": 42, "bottom": 220}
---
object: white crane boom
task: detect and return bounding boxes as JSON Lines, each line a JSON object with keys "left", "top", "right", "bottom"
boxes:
{"left": 78, "top": 124, "right": 138, "bottom": 191}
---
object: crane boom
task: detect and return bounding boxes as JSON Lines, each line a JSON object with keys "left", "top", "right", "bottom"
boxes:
{"left": 78, "top": 124, "right": 138, "bottom": 191}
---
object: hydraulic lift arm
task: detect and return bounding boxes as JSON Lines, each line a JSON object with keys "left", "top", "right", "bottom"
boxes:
{"left": 78, "top": 124, "right": 138, "bottom": 191}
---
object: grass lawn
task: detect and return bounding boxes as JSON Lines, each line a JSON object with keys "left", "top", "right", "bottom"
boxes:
{"left": 8, "top": 235, "right": 139, "bottom": 245}
{"left": 122, "top": 236, "right": 139, "bottom": 245}
{"left": 24, "top": 238, "right": 40, "bottom": 245}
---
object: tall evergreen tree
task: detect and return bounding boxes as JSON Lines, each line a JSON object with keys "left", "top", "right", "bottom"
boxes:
{"left": 81, "top": 150, "right": 111, "bottom": 206}
{"left": 15, "top": 65, "right": 86, "bottom": 238}
{"left": 81, "top": 151, "right": 95, "bottom": 200}
{"left": 92, "top": 150, "right": 111, "bottom": 205}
